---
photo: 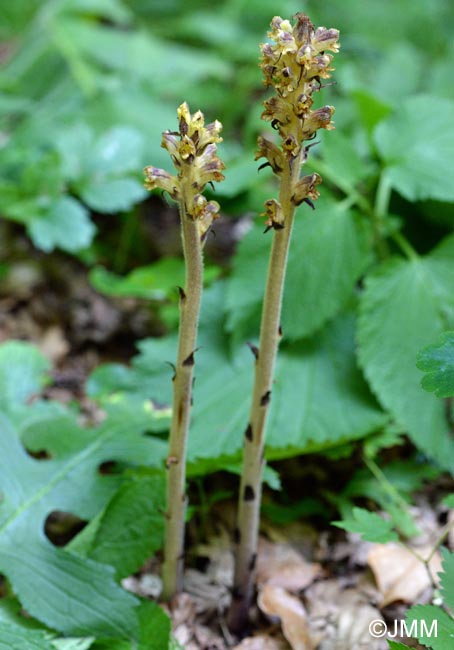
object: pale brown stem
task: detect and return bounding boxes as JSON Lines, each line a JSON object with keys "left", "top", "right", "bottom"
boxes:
{"left": 228, "top": 152, "right": 303, "bottom": 633}
{"left": 162, "top": 203, "right": 204, "bottom": 601}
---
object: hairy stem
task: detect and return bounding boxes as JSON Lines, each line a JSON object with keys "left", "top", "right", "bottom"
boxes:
{"left": 162, "top": 202, "right": 204, "bottom": 600}
{"left": 228, "top": 153, "right": 302, "bottom": 632}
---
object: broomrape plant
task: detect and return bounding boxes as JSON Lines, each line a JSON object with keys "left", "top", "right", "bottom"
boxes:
{"left": 144, "top": 103, "right": 225, "bottom": 599}
{"left": 143, "top": 12, "right": 339, "bottom": 620}
{"left": 228, "top": 13, "right": 340, "bottom": 631}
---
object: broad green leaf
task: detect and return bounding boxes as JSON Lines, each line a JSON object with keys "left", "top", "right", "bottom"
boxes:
{"left": 333, "top": 507, "right": 398, "bottom": 543}
{"left": 226, "top": 197, "right": 368, "bottom": 342}
{"left": 89, "top": 283, "right": 385, "bottom": 470}
{"left": 351, "top": 89, "right": 392, "bottom": 133}
{"left": 28, "top": 196, "right": 95, "bottom": 253}
{"left": 0, "top": 342, "right": 166, "bottom": 640}
{"left": 440, "top": 548, "right": 454, "bottom": 611}
{"left": 137, "top": 601, "right": 170, "bottom": 650}
{"left": 80, "top": 177, "right": 146, "bottom": 213}
{"left": 358, "top": 235, "right": 454, "bottom": 469}
{"left": 0, "top": 625, "right": 54, "bottom": 650}
{"left": 86, "top": 472, "right": 165, "bottom": 578}
{"left": 52, "top": 639, "right": 95, "bottom": 650}
{"left": 89, "top": 258, "right": 186, "bottom": 301}
{"left": 88, "top": 127, "right": 144, "bottom": 176}
{"left": 84, "top": 602, "right": 170, "bottom": 650}
{"left": 387, "top": 643, "right": 411, "bottom": 650}
{"left": 57, "top": 124, "right": 146, "bottom": 213}
{"left": 417, "top": 332, "right": 454, "bottom": 398}
{"left": 0, "top": 342, "right": 49, "bottom": 410}
{"left": 406, "top": 605, "right": 454, "bottom": 650}
{"left": 66, "top": 0, "right": 133, "bottom": 23}
{"left": 319, "top": 131, "right": 374, "bottom": 188}
{"left": 374, "top": 96, "right": 454, "bottom": 201}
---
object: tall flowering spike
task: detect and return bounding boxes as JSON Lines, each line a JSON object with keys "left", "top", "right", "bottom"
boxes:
{"left": 144, "top": 102, "right": 225, "bottom": 239}
{"left": 229, "top": 13, "right": 339, "bottom": 634}
{"left": 257, "top": 12, "right": 340, "bottom": 175}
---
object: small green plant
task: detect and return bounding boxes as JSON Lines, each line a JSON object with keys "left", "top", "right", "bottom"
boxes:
{"left": 228, "top": 13, "right": 340, "bottom": 631}
{"left": 143, "top": 103, "right": 225, "bottom": 599}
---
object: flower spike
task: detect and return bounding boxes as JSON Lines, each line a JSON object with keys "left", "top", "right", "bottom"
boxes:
{"left": 229, "top": 12, "right": 339, "bottom": 633}
{"left": 144, "top": 105, "right": 224, "bottom": 601}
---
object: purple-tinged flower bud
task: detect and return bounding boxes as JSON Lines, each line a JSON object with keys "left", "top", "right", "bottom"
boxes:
{"left": 261, "top": 96, "right": 291, "bottom": 127}
{"left": 197, "top": 120, "right": 223, "bottom": 152}
{"left": 143, "top": 167, "right": 180, "bottom": 199}
{"left": 312, "top": 27, "right": 340, "bottom": 54}
{"left": 255, "top": 137, "right": 284, "bottom": 175}
{"left": 293, "top": 13, "right": 315, "bottom": 44}
{"left": 282, "top": 133, "right": 300, "bottom": 157}
{"left": 161, "top": 131, "right": 180, "bottom": 157}
{"left": 303, "top": 54, "right": 334, "bottom": 80}
{"left": 302, "top": 106, "right": 335, "bottom": 138}
{"left": 262, "top": 198, "right": 285, "bottom": 230}
{"left": 192, "top": 194, "right": 220, "bottom": 237}
{"left": 291, "top": 173, "right": 322, "bottom": 206}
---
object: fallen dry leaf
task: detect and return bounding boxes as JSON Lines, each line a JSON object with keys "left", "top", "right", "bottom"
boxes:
{"left": 233, "top": 635, "right": 289, "bottom": 650}
{"left": 258, "top": 584, "right": 313, "bottom": 650}
{"left": 367, "top": 542, "right": 442, "bottom": 606}
{"left": 38, "top": 326, "right": 69, "bottom": 362}
{"left": 257, "top": 538, "right": 321, "bottom": 592}
{"left": 305, "top": 580, "right": 387, "bottom": 650}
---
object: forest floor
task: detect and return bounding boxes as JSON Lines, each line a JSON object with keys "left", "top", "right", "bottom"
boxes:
{"left": 0, "top": 229, "right": 447, "bottom": 650}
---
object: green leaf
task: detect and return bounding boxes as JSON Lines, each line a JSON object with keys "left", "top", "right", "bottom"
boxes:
{"left": 89, "top": 258, "right": 186, "bottom": 301}
{"left": 387, "top": 642, "right": 412, "bottom": 650}
{"left": 352, "top": 89, "right": 392, "bottom": 133}
{"left": 137, "top": 601, "right": 170, "bottom": 650}
{"left": 417, "top": 332, "right": 454, "bottom": 398}
{"left": 0, "top": 360, "right": 167, "bottom": 640}
{"left": 440, "top": 548, "right": 454, "bottom": 611}
{"left": 86, "top": 472, "right": 165, "bottom": 578}
{"left": 226, "top": 197, "right": 368, "bottom": 342}
{"left": 89, "top": 283, "right": 385, "bottom": 470}
{"left": 0, "top": 625, "right": 54, "bottom": 650}
{"left": 51, "top": 639, "right": 95, "bottom": 650}
{"left": 84, "top": 601, "right": 171, "bottom": 650}
{"left": 0, "top": 342, "right": 49, "bottom": 410}
{"left": 406, "top": 605, "right": 454, "bottom": 650}
{"left": 28, "top": 196, "right": 95, "bottom": 253}
{"left": 319, "top": 131, "right": 374, "bottom": 188}
{"left": 57, "top": 124, "right": 146, "bottom": 213}
{"left": 333, "top": 507, "right": 398, "bottom": 543}
{"left": 80, "top": 178, "right": 146, "bottom": 213}
{"left": 89, "top": 125, "right": 145, "bottom": 176}
{"left": 358, "top": 236, "right": 454, "bottom": 469}
{"left": 374, "top": 96, "right": 454, "bottom": 201}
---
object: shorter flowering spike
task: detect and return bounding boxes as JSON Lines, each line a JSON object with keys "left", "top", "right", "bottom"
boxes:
{"left": 144, "top": 102, "right": 225, "bottom": 237}
{"left": 143, "top": 103, "right": 225, "bottom": 602}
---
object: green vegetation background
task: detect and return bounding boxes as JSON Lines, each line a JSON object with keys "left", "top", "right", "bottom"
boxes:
{"left": 1, "top": 0, "right": 454, "bottom": 647}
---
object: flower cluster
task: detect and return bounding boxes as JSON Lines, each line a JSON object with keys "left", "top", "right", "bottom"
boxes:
{"left": 256, "top": 13, "right": 339, "bottom": 224}
{"left": 144, "top": 103, "right": 225, "bottom": 238}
